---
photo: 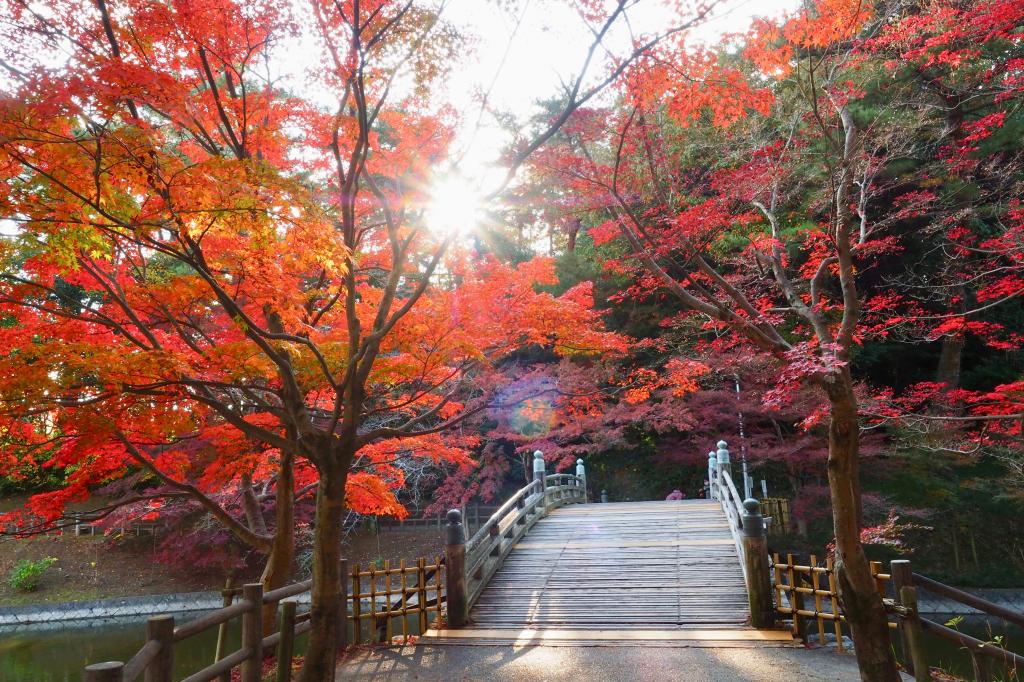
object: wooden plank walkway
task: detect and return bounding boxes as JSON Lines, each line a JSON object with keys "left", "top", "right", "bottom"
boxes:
{"left": 426, "top": 500, "right": 787, "bottom": 644}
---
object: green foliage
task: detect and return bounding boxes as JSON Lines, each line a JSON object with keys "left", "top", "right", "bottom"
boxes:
{"left": 8, "top": 557, "right": 57, "bottom": 592}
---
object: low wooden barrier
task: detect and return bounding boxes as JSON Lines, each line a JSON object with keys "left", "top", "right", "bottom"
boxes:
{"left": 83, "top": 559, "right": 445, "bottom": 682}
{"left": 350, "top": 556, "right": 445, "bottom": 645}
{"left": 890, "top": 559, "right": 1024, "bottom": 682}
{"left": 772, "top": 553, "right": 892, "bottom": 651}
{"left": 771, "top": 554, "right": 1024, "bottom": 681}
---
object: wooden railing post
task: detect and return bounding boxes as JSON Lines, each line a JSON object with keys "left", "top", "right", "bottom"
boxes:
{"left": 891, "top": 559, "right": 921, "bottom": 677}
{"left": 898, "top": 585, "right": 931, "bottom": 682}
{"left": 214, "top": 576, "right": 235, "bottom": 682}
{"left": 716, "top": 440, "right": 731, "bottom": 490}
{"left": 444, "top": 509, "right": 468, "bottom": 628}
{"left": 240, "top": 582, "right": 263, "bottom": 682}
{"left": 741, "top": 498, "right": 774, "bottom": 628}
{"left": 533, "top": 450, "right": 546, "bottom": 494}
{"left": 146, "top": 615, "right": 174, "bottom": 682}
{"left": 601, "top": 489, "right": 608, "bottom": 503}
{"left": 576, "top": 458, "right": 586, "bottom": 502}
{"left": 276, "top": 600, "right": 296, "bottom": 682}
{"left": 84, "top": 662, "right": 124, "bottom": 682}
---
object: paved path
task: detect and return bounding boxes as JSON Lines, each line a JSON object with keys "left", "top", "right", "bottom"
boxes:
{"left": 335, "top": 643, "right": 889, "bottom": 681}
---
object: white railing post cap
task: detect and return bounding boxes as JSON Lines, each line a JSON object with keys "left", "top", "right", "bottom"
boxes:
{"left": 533, "top": 450, "right": 545, "bottom": 472}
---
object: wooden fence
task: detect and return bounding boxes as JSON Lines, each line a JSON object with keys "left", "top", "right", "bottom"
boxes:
{"left": 759, "top": 497, "right": 790, "bottom": 535}
{"left": 772, "top": 554, "right": 1024, "bottom": 681}
{"left": 83, "top": 558, "right": 445, "bottom": 682}
{"left": 350, "top": 556, "right": 445, "bottom": 645}
{"left": 772, "top": 553, "right": 893, "bottom": 652}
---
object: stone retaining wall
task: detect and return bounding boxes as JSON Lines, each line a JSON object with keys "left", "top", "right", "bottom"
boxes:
{"left": 917, "top": 588, "right": 1024, "bottom": 617}
{"left": 0, "top": 590, "right": 310, "bottom": 626}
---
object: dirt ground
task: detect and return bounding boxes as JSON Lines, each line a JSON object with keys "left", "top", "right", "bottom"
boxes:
{"left": 0, "top": 524, "right": 445, "bottom": 607}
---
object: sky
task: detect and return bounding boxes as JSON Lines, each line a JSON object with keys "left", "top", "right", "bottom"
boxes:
{"left": 435, "top": 0, "right": 799, "bottom": 197}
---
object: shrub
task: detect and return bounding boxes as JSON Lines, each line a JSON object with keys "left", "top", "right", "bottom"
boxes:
{"left": 9, "top": 557, "right": 57, "bottom": 592}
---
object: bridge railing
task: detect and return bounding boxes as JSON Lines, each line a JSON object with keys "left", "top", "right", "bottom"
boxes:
{"left": 443, "top": 452, "right": 588, "bottom": 627}
{"left": 707, "top": 440, "right": 774, "bottom": 629}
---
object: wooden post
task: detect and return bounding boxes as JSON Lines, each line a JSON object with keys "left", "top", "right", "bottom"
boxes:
{"left": 898, "top": 585, "right": 931, "bottom": 682}
{"left": 576, "top": 458, "right": 587, "bottom": 502}
{"left": 84, "top": 662, "right": 124, "bottom": 682}
{"left": 214, "top": 575, "right": 235, "bottom": 682}
{"left": 276, "top": 601, "right": 296, "bottom": 682}
{"left": 339, "top": 558, "right": 349, "bottom": 651}
{"left": 145, "top": 615, "right": 174, "bottom": 682}
{"left": 240, "top": 582, "right": 264, "bottom": 682}
{"left": 741, "top": 498, "right": 774, "bottom": 628}
{"left": 444, "top": 509, "right": 467, "bottom": 628}
{"left": 532, "top": 450, "right": 546, "bottom": 493}
{"left": 787, "top": 553, "right": 808, "bottom": 641}
{"left": 891, "top": 559, "right": 918, "bottom": 676}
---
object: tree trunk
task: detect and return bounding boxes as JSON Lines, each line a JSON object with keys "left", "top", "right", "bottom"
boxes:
{"left": 935, "top": 335, "right": 964, "bottom": 390}
{"left": 260, "top": 450, "right": 296, "bottom": 632}
{"left": 824, "top": 371, "right": 900, "bottom": 682}
{"left": 299, "top": 461, "right": 348, "bottom": 682}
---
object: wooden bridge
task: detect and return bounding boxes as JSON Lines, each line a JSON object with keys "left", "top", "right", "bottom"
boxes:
{"left": 424, "top": 447, "right": 791, "bottom": 647}
{"left": 84, "top": 440, "right": 1024, "bottom": 681}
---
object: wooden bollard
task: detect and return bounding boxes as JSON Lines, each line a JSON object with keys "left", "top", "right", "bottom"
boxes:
{"left": 240, "top": 583, "right": 264, "bottom": 682}
{"left": 276, "top": 601, "right": 297, "bottom": 682}
{"left": 444, "top": 509, "right": 468, "bottom": 628}
{"left": 84, "top": 662, "right": 124, "bottom": 682}
{"left": 741, "top": 498, "right": 774, "bottom": 629}
{"left": 146, "top": 615, "right": 174, "bottom": 682}
{"left": 898, "top": 585, "right": 930, "bottom": 682}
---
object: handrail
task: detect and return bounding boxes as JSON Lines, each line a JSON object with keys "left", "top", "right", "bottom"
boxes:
{"left": 717, "top": 469, "right": 748, "bottom": 584}
{"left": 173, "top": 599, "right": 252, "bottom": 641}
{"left": 462, "top": 474, "right": 586, "bottom": 607}
{"left": 912, "top": 572, "right": 1024, "bottom": 629}
{"left": 466, "top": 479, "right": 541, "bottom": 556}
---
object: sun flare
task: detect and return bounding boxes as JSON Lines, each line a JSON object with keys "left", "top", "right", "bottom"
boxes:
{"left": 424, "top": 174, "right": 485, "bottom": 237}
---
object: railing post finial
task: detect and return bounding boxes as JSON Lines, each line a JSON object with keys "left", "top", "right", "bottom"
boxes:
{"left": 740, "top": 497, "right": 774, "bottom": 629}
{"left": 716, "top": 440, "right": 731, "bottom": 484}
{"left": 533, "top": 450, "right": 546, "bottom": 492}
{"left": 444, "top": 509, "right": 468, "bottom": 628}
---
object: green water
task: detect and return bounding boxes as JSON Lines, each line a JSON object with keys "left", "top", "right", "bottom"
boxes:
{"left": 0, "top": 608, "right": 428, "bottom": 681}
{"left": 915, "top": 620, "right": 1024, "bottom": 680}
{"left": 0, "top": 612, "right": 308, "bottom": 682}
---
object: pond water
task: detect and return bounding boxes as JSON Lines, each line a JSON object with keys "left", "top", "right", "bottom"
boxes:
{"left": 0, "top": 607, "right": 428, "bottom": 681}
{"left": 0, "top": 612, "right": 307, "bottom": 682}
{"left": 915, "top": 619, "right": 1024, "bottom": 680}
{"left": 2, "top": 610, "right": 1020, "bottom": 680}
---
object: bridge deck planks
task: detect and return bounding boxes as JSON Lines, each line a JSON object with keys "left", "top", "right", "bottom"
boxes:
{"left": 465, "top": 500, "right": 753, "bottom": 632}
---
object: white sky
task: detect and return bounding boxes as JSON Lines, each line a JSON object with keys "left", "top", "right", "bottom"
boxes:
{"left": 438, "top": 0, "right": 798, "bottom": 191}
